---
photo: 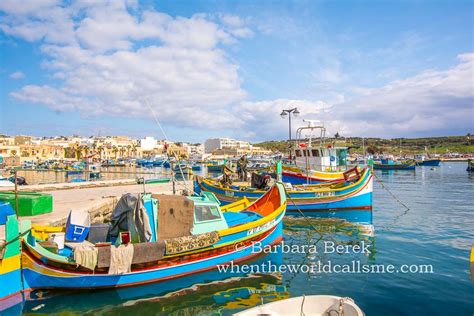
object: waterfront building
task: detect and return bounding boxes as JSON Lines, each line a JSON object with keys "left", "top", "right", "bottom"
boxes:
{"left": 204, "top": 138, "right": 252, "bottom": 153}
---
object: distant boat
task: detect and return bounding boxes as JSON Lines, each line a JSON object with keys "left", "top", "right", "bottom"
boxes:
{"left": 416, "top": 159, "right": 441, "bottom": 167}
{"left": 234, "top": 295, "right": 364, "bottom": 316}
{"left": 467, "top": 159, "right": 474, "bottom": 172}
{"left": 415, "top": 155, "right": 441, "bottom": 167}
{"left": 0, "top": 177, "right": 14, "bottom": 187}
{"left": 373, "top": 159, "right": 416, "bottom": 170}
{"left": 136, "top": 178, "right": 171, "bottom": 184}
{"left": 207, "top": 163, "right": 224, "bottom": 172}
{"left": 191, "top": 164, "right": 202, "bottom": 171}
{"left": 173, "top": 164, "right": 192, "bottom": 174}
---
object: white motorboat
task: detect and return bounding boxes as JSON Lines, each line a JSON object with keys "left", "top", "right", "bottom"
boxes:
{"left": 234, "top": 295, "right": 364, "bottom": 316}
{"left": 0, "top": 177, "right": 14, "bottom": 187}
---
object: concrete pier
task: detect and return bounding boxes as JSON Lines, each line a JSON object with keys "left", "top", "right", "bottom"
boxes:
{"left": 0, "top": 179, "right": 193, "bottom": 240}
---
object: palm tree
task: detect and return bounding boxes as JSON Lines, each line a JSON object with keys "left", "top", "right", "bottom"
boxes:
{"left": 112, "top": 146, "right": 118, "bottom": 159}
{"left": 85, "top": 146, "right": 91, "bottom": 156}
{"left": 131, "top": 144, "right": 138, "bottom": 158}
{"left": 75, "top": 145, "right": 82, "bottom": 160}
{"left": 97, "top": 145, "right": 104, "bottom": 160}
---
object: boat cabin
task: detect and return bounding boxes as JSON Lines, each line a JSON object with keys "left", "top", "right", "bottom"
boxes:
{"left": 292, "top": 121, "right": 348, "bottom": 172}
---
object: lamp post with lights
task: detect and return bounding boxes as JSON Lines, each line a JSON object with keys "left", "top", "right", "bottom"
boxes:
{"left": 280, "top": 107, "right": 300, "bottom": 160}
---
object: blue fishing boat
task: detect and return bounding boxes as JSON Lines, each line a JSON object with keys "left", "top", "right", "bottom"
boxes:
{"left": 191, "top": 164, "right": 202, "bottom": 171}
{"left": 373, "top": 159, "right": 416, "bottom": 170}
{"left": 14, "top": 184, "right": 286, "bottom": 291}
{"left": 173, "top": 163, "right": 192, "bottom": 174}
{"left": 195, "top": 167, "right": 373, "bottom": 224}
{"left": 415, "top": 155, "right": 441, "bottom": 167}
{"left": 207, "top": 163, "right": 224, "bottom": 173}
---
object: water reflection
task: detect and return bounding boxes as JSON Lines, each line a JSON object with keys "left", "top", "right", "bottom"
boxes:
{"left": 16, "top": 251, "right": 284, "bottom": 315}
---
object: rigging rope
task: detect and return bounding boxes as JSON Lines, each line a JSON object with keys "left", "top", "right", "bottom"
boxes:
{"left": 282, "top": 186, "right": 326, "bottom": 244}
{"left": 372, "top": 170, "right": 411, "bottom": 232}
{"left": 144, "top": 99, "right": 190, "bottom": 193}
{"left": 372, "top": 171, "right": 410, "bottom": 211}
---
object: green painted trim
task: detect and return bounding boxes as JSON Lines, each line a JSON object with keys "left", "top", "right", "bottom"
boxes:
{"left": 4, "top": 215, "right": 20, "bottom": 258}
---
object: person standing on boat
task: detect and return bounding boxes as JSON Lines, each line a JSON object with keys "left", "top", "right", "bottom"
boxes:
{"left": 221, "top": 163, "right": 233, "bottom": 187}
{"left": 237, "top": 155, "right": 248, "bottom": 181}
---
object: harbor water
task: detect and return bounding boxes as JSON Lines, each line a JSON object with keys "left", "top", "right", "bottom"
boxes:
{"left": 5, "top": 162, "right": 474, "bottom": 315}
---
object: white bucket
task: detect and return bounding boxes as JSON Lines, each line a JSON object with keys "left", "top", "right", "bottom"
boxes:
{"left": 49, "top": 232, "right": 65, "bottom": 250}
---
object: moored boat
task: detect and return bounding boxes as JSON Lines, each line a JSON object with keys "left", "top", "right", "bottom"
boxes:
{"left": 467, "top": 159, "right": 474, "bottom": 172}
{"left": 207, "top": 163, "right": 224, "bottom": 173}
{"left": 0, "top": 206, "right": 23, "bottom": 311}
{"left": 137, "top": 178, "right": 171, "bottom": 184}
{"left": 195, "top": 167, "right": 373, "bottom": 223}
{"left": 373, "top": 159, "right": 416, "bottom": 170}
{"left": 282, "top": 121, "right": 354, "bottom": 184}
{"left": 173, "top": 163, "right": 192, "bottom": 174}
{"left": 415, "top": 156, "right": 441, "bottom": 167}
{"left": 0, "top": 176, "right": 14, "bottom": 187}
{"left": 18, "top": 183, "right": 286, "bottom": 290}
{"left": 233, "top": 295, "right": 364, "bottom": 316}
{"left": 283, "top": 165, "right": 350, "bottom": 184}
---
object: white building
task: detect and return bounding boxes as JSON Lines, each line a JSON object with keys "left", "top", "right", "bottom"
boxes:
{"left": 204, "top": 138, "right": 251, "bottom": 153}
{"left": 140, "top": 136, "right": 158, "bottom": 151}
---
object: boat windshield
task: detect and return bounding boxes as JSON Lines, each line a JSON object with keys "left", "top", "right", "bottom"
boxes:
{"left": 195, "top": 205, "right": 221, "bottom": 222}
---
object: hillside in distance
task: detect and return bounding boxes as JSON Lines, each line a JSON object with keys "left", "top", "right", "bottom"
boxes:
{"left": 254, "top": 135, "right": 474, "bottom": 155}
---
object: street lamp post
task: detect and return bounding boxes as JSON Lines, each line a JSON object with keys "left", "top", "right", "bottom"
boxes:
{"left": 280, "top": 107, "right": 300, "bottom": 161}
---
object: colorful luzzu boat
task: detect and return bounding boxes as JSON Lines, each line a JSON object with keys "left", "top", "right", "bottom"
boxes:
{"left": 0, "top": 203, "right": 23, "bottom": 314}
{"left": 281, "top": 121, "right": 355, "bottom": 184}
{"left": 18, "top": 184, "right": 286, "bottom": 291}
{"left": 194, "top": 167, "right": 373, "bottom": 224}
{"left": 282, "top": 165, "right": 354, "bottom": 184}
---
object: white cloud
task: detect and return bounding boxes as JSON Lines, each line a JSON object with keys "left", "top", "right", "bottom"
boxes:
{"left": 1, "top": 1, "right": 249, "bottom": 130}
{"left": 1, "top": 1, "right": 472, "bottom": 140}
{"left": 330, "top": 53, "right": 474, "bottom": 137}
{"left": 234, "top": 53, "right": 474, "bottom": 140}
{"left": 9, "top": 71, "right": 25, "bottom": 79}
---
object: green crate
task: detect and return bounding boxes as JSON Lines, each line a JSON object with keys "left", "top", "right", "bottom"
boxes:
{"left": 0, "top": 192, "right": 53, "bottom": 216}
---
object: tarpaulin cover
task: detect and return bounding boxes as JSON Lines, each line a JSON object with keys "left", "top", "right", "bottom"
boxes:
{"left": 152, "top": 194, "right": 194, "bottom": 240}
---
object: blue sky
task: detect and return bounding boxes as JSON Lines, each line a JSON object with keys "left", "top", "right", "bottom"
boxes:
{"left": 0, "top": 0, "right": 473, "bottom": 143}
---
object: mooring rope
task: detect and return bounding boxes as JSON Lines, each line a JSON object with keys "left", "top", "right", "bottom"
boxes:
{"left": 372, "top": 170, "right": 411, "bottom": 232}
{"left": 372, "top": 171, "right": 410, "bottom": 211}
{"left": 282, "top": 186, "right": 326, "bottom": 244}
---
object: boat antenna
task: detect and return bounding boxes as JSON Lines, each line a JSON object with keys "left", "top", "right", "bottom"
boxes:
{"left": 144, "top": 99, "right": 189, "bottom": 194}
{"left": 145, "top": 99, "right": 168, "bottom": 140}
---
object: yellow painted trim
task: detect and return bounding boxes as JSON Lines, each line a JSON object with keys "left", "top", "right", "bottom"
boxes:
{"left": 0, "top": 254, "right": 21, "bottom": 274}
{"left": 283, "top": 165, "right": 345, "bottom": 179}
{"left": 219, "top": 203, "right": 286, "bottom": 237}
{"left": 470, "top": 245, "right": 474, "bottom": 263}
{"left": 202, "top": 168, "right": 370, "bottom": 194}
{"left": 31, "top": 225, "right": 65, "bottom": 240}
{"left": 221, "top": 197, "right": 251, "bottom": 213}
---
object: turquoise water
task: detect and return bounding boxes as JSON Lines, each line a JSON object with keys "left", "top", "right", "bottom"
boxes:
{"left": 6, "top": 162, "right": 474, "bottom": 315}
